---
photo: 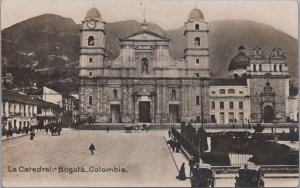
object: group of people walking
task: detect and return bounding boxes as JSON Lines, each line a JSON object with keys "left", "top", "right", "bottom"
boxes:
{"left": 168, "top": 138, "right": 181, "bottom": 153}
{"left": 167, "top": 129, "right": 181, "bottom": 153}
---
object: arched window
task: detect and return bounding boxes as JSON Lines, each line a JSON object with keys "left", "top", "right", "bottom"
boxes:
{"left": 279, "top": 64, "right": 282, "bottom": 72}
{"left": 253, "top": 64, "right": 256, "bottom": 72}
{"left": 228, "top": 89, "right": 235, "bottom": 94}
{"left": 113, "top": 89, "right": 118, "bottom": 99}
{"left": 194, "top": 37, "right": 200, "bottom": 46}
{"left": 274, "top": 64, "right": 277, "bottom": 72}
{"left": 259, "top": 64, "right": 262, "bottom": 71}
{"left": 171, "top": 89, "right": 176, "bottom": 99}
{"left": 88, "top": 36, "right": 95, "bottom": 46}
{"left": 195, "top": 24, "right": 199, "bottom": 30}
{"left": 219, "top": 89, "right": 225, "bottom": 94}
{"left": 141, "top": 58, "right": 149, "bottom": 74}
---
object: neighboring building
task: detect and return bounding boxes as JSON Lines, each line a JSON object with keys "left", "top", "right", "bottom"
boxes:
{"left": 62, "top": 95, "right": 79, "bottom": 124}
{"left": 223, "top": 46, "right": 290, "bottom": 123}
{"left": 34, "top": 97, "right": 63, "bottom": 126}
{"left": 2, "top": 89, "right": 37, "bottom": 131}
{"left": 209, "top": 79, "right": 250, "bottom": 124}
{"left": 42, "top": 86, "right": 63, "bottom": 108}
{"left": 79, "top": 6, "right": 295, "bottom": 124}
{"left": 287, "top": 94, "right": 299, "bottom": 122}
{"left": 79, "top": 7, "right": 210, "bottom": 123}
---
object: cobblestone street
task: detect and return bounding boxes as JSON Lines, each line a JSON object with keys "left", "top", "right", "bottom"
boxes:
{"left": 2, "top": 129, "right": 189, "bottom": 187}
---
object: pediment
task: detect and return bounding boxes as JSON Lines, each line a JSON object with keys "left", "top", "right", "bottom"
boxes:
{"left": 120, "top": 30, "right": 170, "bottom": 42}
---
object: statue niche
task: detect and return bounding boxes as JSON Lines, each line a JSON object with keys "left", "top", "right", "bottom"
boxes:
{"left": 141, "top": 58, "right": 149, "bottom": 74}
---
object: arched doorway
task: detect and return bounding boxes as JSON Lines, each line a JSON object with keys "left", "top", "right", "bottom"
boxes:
{"left": 263, "top": 105, "right": 274, "bottom": 123}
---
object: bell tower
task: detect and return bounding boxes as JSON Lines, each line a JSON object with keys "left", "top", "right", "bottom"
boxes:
{"left": 184, "top": 8, "right": 209, "bottom": 78}
{"left": 79, "top": 7, "right": 106, "bottom": 78}
{"left": 79, "top": 7, "right": 106, "bottom": 120}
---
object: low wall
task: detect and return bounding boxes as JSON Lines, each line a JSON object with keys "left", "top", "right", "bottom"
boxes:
{"left": 79, "top": 122, "right": 296, "bottom": 130}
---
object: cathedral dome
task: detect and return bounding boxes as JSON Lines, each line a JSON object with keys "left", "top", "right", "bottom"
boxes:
{"left": 85, "top": 7, "right": 101, "bottom": 19}
{"left": 189, "top": 8, "right": 204, "bottom": 20}
{"left": 228, "top": 46, "right": 250, "bottom": 71}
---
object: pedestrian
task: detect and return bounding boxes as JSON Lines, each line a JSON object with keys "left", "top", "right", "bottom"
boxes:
{"left": 176, "top": 162, "right": 186, "bottom": 180}
{"left": 191, "top": 163, "right": 200, "bottom": 187}
{"left": 45, "top": 126, "right": 48, "bottom": 134}
{"left": 106, "top": 126, "right": 109, "bottom": 133}
{"left": 168, "top": 129, "right": 171, "bottom": 138}
{"left": 232, "top": 122, "right": 235, "bottom": 129}
{"left": 6, "top": 129, "right": 9, "bottom": 139}
{"left": 175, "top": 140, "right": 181, "bottom": 153}
{"left": 189, "top": 156, "right": 196, "bottom": 176}
{"left": 9, "top": 129, "right": 13, "bottom": 137}
{"left": 171, "top": 138, "right": 176, "bottom": 152}
{"left": 89, "top": 143, "right": 95, "bottom": 155}
{"left": 30, "top": 129, "right": 35, "bottom": 140}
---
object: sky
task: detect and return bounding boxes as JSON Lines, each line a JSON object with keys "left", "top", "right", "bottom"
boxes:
{"left": 1, "top": 0, "right": 298, "bottom": 38}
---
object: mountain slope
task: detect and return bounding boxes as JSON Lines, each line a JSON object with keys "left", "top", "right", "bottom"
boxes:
{"left": 2, "top": 14, "right": 298, "bottom": 81}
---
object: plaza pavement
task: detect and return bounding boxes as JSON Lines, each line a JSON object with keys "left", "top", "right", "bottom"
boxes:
{"left": 2, "top": 129, "right": 299, "bottom": 187}
{"left": 2, "top": 129, "right": 190, "bottom": 187}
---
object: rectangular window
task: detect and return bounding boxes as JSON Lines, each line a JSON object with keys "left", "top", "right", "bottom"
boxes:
{"left": 239, "top": 101, "right": 243, "bottom": 109}
{"left": 195, "top": 73, "right": 199, "bottom": 77}
{"left": 220, "top": 112, "right": 225, "bottom": 123}
{"left": 211, "top": 115, "right": 216, "bottom": 123}
{"left": 89, "top": 57, "right": 93, "bottom": 63}
{"left": 239, "top": 112, "right": 244, "bottom": 123}
{"left": 230, "top": 102, "right": 234, "bottom": 109}
{"left": 212, "top": 91, "right": 215, "bottom": 94}
{"left": 89, "top": 96, "right": 93, "bottom": 105}
{"left": 89, "top": 72, "right": 93, "bottom": 77}
{"left": 229, "top": 112, "right": 234, "bottom": 122}
{"left": 220, "top": 102, "right": 224, "bottom": 109}
{"left": 196, "top": 59, "right": 200, "bottom": 64}
{"left": 211, "top": 102, "right": 215, "bottom": 110}
{"left": 196, "top": 96, "right": 200, "bottom": 105}
{"left": 239, "top": 91, "right": 243, "bottom": 94}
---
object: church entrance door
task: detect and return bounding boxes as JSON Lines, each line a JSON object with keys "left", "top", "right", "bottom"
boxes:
{"left": 139, "top": 101, "right": 150, "bottom": 123}
{"left": 111, "top": 104, "right": 121, "bottom": 123}
{"left": 263, "top": 105, "right": 274, "bottom": 123}
{"left": 169, "top": 104, "right": 179, "bottom": 123}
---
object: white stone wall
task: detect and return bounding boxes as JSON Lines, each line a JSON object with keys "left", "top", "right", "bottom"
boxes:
{"left": 43, "top": 86, "right": 63, "bottom": 107}
{"left": 209, "top": 85, "right": 250, "bottom": 124}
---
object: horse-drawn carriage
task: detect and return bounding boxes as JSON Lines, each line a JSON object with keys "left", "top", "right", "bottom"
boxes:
{"left": 235, "top": 165, "right": 264, "bottom": 188}
{"left": 191, "top": 163, "right": 215, "bottom": 187}
{"left": 124, "top": 125, "right": 133, "bottom": 133}
{"left": 124, "top": 124, "right": 152, "bottom": 133}
{"left": 51, "top": 126, "right": 62, "bottom": 136}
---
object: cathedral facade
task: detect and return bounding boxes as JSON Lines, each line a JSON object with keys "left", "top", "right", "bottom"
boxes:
{"left": 79, "top": 7, "right": 294, "bottom": 124}
{"left": 79, "top": 7, "right": 210, "bottom": 123}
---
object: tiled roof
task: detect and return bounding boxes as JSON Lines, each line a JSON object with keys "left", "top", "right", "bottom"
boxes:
{"left": 30, "top": 96, "right": 63, "bottom": 111}
{"left": 210, "top": 78, "right": 247, "bottom": 86}
{"left": 3, "top": 89, "right": 63, "bottom": 111}
{"left": 2, "top": 89, "right": 36, "bottom": 104}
